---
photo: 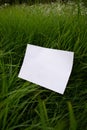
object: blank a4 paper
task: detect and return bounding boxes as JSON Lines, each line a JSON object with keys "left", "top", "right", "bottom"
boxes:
{"left": 18, "top": 44, "right": 74, "bottom": 94}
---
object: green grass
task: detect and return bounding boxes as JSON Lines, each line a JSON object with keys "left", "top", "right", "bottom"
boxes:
{"left": 0, "top": 2, "right": 87, "bottom": 130}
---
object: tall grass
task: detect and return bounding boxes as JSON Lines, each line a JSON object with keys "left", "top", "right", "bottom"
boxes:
{"left": 0, "top": 3, "right": 87, "bottom": 130}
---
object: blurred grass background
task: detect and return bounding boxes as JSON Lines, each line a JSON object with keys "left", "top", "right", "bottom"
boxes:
{"left": 0, "top": 2, "right": 87, "bottom": 130}
{"left": 0, "top": 0, "right": 57, "bottom": 5}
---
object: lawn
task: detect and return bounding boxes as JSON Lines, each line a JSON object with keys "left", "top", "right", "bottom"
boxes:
{"left": 0, "top": 2, "right": 87, "bottom": 130}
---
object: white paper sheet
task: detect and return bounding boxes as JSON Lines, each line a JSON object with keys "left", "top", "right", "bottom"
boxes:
{"left": 18, "top": 44, "right": 74, "bottom": 94}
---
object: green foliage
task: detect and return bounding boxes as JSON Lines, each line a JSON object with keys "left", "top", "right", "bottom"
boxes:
{"left": 0, "top": 0, "right": 57, "bottom": 5}
{"left": 0, "top": 3, "right": 87, "bottom": 130}
{"left": 68, "top": 102, "right": 77, "bottom": 130}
